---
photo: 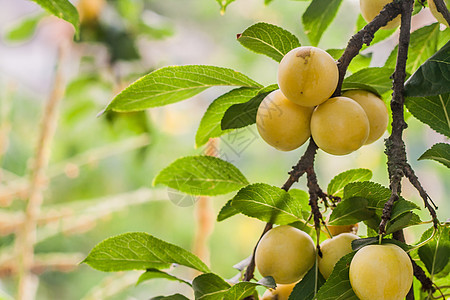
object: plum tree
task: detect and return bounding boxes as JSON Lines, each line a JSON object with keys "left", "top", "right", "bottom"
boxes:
{"left": 255, "top": 225, "right": 315, "bottom": 284}
{"left": 310, "top": 96, "right": 370, "bottom": 155}
{"left": 277, "top": 46, "right": 338, "bottom": 107}
{"left": 256, "top": 89, "right": 314, "bottom": 151}
{"left": 360, "top": 0, "right": 401, "bottom": 29}
{"left": 342, "top": 89, "right": 388, "bottom": 145}
{"left": 318, "top": 233, "right": 359, "bottom": 279}
{"left": 349, "top": 244, "right": 414, "bottom": 300}
{"left": 429, "top": 0, "right": 450, "bottom": 26}
{"left": 261, "top": 282, "right": 296, "bottom": 300}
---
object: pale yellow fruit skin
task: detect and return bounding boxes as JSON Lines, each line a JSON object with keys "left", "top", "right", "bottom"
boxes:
{"left": 255, "top": 225, "right": 315, "bottom": 284}
{"left": 342, "top": 90, "right": 388, "bottom": 145}
{"left": 318, "top": 233, "right": 359, "bottom": 279}
{"left": 256, "top": 89, "right": 314, "bottom": 151}
{"left": 349, "top": 244, "right": 413, "bottom": 300}
{"left": 277, "top": 46, "right": 338, "bottom": 107}
{"left": 360, "top": 0, "right": 401, "bottom": 29}
{"left": 327, "top": 224, "right": 359, "bottom": 236}
{"left": 310, "top": 97, "right": 370, "bottom": 155}
{"left": 261, "top": 283, "right": 296, "bottom": 300}
{"left": 429, "top": 0, "right": 450, "bottom": 27}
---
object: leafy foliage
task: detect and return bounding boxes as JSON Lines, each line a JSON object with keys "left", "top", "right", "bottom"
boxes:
{"left": 195, "top": 87, "right": 260, "bottom": 147}
{"left": 341, "top": 67, "right": 395, "bottom": 97}
{"left": 83, "top": 232, "right": 210, "bottom": 273}
{"left": 327, "top": 169, "right": 372, "bottom": 197}
{"left": 385, "top": 23, "right": 445, "bottom": 74}
{"left": 315, "top": 253, "right": 358, "bottom": 300}
{"left": 405, "top": 94, "right": 450, "bottom": 138}
{"left": 237, "top": 22, "right": 301, "bottom": 62}
{"left": 192, "top": 273, "right": 275, "bottom": 300}
{"left": 137, "top": 269, "right": 192, "bottom": 286}
{"left": 154, "top": 156, "right": 248, "bottom": 196}
{"left": 221, "top": 84, "right": 278, "bottom": 130}
{"left": 289, "top": 264, "right": 326, "bottom": 300}
{"left": 418, "top": 226, "right": 450, "bottom": 276}
{"left": 5, "top": 14, "right": 42, "bottom": 42}
{"left": 105, "top": 65, "right": 261, "bottom": 112}
{"left": 302, "top": 0, "right": 343, "bottom": 46}
{"left": 326, "top": 49, "right": 371, "bottom": 73}
{"left": 418, "top": 143, "right": 450, "bottom": 168}
{"left": 230, "top": 183, "right": 309, "bottom": 224}
{"left": 405, "top": 40, "right": 450, "bottom": 97}
{"left": 216, "top": 0, "right": 237, "bottom": 14}
{"left": 351, "top": 237, "right": 413, "bottom": 252}
{"left": 329, "top": 182, "right": 421, "bottom": 232}
{"left": 30, "top": 0, "right": 79, "bottom": 37}
{"left": 217, "top": 199, "right": 239, "bottom": 222}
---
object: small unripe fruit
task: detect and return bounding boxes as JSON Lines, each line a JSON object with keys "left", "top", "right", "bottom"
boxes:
{"left": 342, "top": 90, "right": 388, "bottom": 145}
{"left": 277, "top": 46, "right": 339, "bottom": 107}
{"left": 255, "top": 225, "right": 315, "bottom": 284}
{"left": 429, "top": 0, "right": 450, "bottom": 27}
{"left": 261, "top": 283, "right": 296, "bottom": 300}
{"left": 256, "top": 89, "right": 314, "bottom": 151}
{"left": 349, "top": 244, "right": 413, "bottom": 300}
{"left": 311, "top": 97, "right": 370, "bottom": 155}
{"left": 318, "top": 233, "right": 359, "bottom": 279}
{"left": 360, "top": 0, "right": 401, "bottom": 29}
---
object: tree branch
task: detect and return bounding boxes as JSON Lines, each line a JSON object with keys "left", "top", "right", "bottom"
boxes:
{"left": 333, "top": 0, "right": 402, "bottom": 96}
{"left": 433, "top": 0, "right": 450, "bottom": 26}
{"left": 379, "top": 0, "right": 413, "bottom": 235}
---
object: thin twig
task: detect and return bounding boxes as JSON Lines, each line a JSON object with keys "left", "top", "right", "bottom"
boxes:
{"left": 16, "top": 42, "right": 70, "bottom": 300}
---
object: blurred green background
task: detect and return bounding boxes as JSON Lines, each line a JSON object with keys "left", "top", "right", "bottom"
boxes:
{"left": 0, "top": 0, "right": 448, "bottom": 299}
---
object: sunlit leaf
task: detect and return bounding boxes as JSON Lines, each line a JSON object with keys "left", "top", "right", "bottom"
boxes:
{"left": 154, "top": 156, "right": 248, "bottom": 196}
{"left": 418, "top": 143, "right": 450, "bottom": 168}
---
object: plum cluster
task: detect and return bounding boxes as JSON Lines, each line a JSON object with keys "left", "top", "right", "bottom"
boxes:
{"left": 256, "top": 225, "right": 413, "bottom": 300}
{"left": 256, "top": 46, "right": 389, "bottom": 155}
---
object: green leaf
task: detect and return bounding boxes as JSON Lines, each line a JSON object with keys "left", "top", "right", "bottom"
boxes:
{"left": 351, "top": 237, "right": 413, "bottom": 252}
{"left": 154, "top": 156, "right": 248, "bottom": 196}
{"left": 5, "top": 14, "right": 42, "bottom": 42}
{"left": 221, "top": 84, "right": 278, "bottom": 130}
{"left": 405, "top": 39, "right": 450, "bottom": 97}
{"left": 289, "top": 189, "right": 311, "bottom": 219}
{"left": 315, "top": 252, "right": 358, "bottom": 300}
{"left": 418, "top": 143, "right": 450, "bottom": 168}
{"left": 83, "top": 232, "right": 210, "bottom": 273}
{"left": 216, "top": 0, "right": 236, "bottom": 14}
{"left": 223, "top": 277, "right": 276, "bottom": 300}
{"left": 289, "top": 264, "right": 326, "bottom": 300}
{"left": 385, "top": 212, "right": 421, "bottom": 234}
{"left": 137, "top": 269, "right": 192, "bottom": 286}
{"left": 342, "top": 67, "right": 395, "bottom": 97}
{"left": 341, "top": 181, "right": 420, "bottom": 232}
{"left": 30, "top": 0, "right": 79, "bottom": 37}
{"left": 105, "top": 65, "right": 261, "bottom": 112}
{"left": 217, "top": 199, "right": 240, "bottom": 222}
{"left": 405, "top": 94, "right": 450, "bottom": 138}
{"left": 302, "top": 0, "right": 343, "bottom": 46}
{"left": 326, "top": 49, "right": 372, "bottom": 73}
{"left": 192, "top": 273, "right": 231, "bottom": 300}
{"left": 418, "top": 226, "right": 450, "bottom": 276}
{"left": 231, "top": 183, "right": 307, "bottom": 224}
{"left": 237, "top": 22, "right": 300, "bottom": 62}
{"left": 328, "top": 197, "right": 375, "bottom": 225}
{"left": 386, "top": 23, "right": 441, "bottom": 74}
{"left": 195, "top": 88, "right": 260, "bottom": 147}
{"left": 151, "top": 294, "right": 190, "bottom": 300}
{"left": 327, "top": 169, "right": 372, "bottom": 198}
